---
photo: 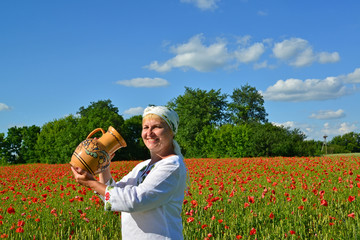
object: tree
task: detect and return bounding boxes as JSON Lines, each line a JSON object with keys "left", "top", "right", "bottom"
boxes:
{"left": 228, "top": 84, "right": 268, "bottom": 125}
{"left": 4, "top": 127, "right": 23, "bottom": 164}
{"left": 167, "top": 87, "right": 228, "bottom": 156}
{"left": 330, "top": 132, "right": 360, "bottom": 153}
{"left": 20, "top": 125, "right": 41, "bottom": 163}
{"left": 194, "top": 124, "right": 252, "bottom": 158}
{"left": 0, "top": 133, "right": 7, "bottom": 165}
{"left": 247, "top": 123, "right": 307, "bottom": 157}
{"left": 36, "top": 115, "right": 80, "bottom": 164}
{"left": 118, "top": 115, "right": 149, "bottom": 160}
{"left": 77, "top": 99, "right": 125, "bottom": 140}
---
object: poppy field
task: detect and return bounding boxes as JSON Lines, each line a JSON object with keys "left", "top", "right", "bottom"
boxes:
{"left": 0, "top": 156, "right": 359, "bottom": 239}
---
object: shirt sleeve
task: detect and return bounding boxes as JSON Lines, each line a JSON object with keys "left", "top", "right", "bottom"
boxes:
{"left": 103, "top": 158, "right": 181, "bottom": 213}
{"left": 97, "top": 163, "right": 145, "bottom": 201}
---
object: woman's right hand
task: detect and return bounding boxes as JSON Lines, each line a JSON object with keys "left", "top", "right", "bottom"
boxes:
{"left": 71, "top": 166, "right": 96, "bottom": 187}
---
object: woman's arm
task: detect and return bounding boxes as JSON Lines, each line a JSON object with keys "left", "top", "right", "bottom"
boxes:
{"left": 99, "top": 167, "right": 112, "bottom": 184}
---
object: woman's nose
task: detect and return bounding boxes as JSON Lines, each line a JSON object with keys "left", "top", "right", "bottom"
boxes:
{"left": 146, "top": 128, "right": 155, "bottom": 135}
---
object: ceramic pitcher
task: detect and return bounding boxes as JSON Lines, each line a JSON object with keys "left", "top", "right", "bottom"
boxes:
{"left": 70, "top": 126, "right": 127, "bottom": 175}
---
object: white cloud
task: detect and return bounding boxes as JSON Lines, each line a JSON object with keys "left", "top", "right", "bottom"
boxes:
{"left": 261, "top": 76, "right": 349, "bottom": 101}
{"left": 116, "top": 77, "right": 169, "bottom": 88}
{"left": 273, "top": 120, "right": 359, "bottom": 141}
{"left": 261, "top": 68, "right": 360, "bottom": 102}
{"left": 234, "top": 42, "right": 265, "bottom": 63}
{"left": 309, "top": 109, "right": 345, "bottom": 120}
{"left": 342, "top": 67, "right": 360, "bottom": 84}
{"left": 272, "top": 121, "right": 314, "bottom": 138}
{"left": 322, "top": 122, "right": 358, "bottom": 137}
{"left": 123, "top": 107, "right": 144, "bottom": 116}
{"left": 273, "top": 38, "right": 340, "bottom": 67}
{"left": 236, "top": 35, "right": 252, "bottom": 46}
{"left": 0, "top": 103, "right": 10, "bottom": 111}
{"left": 147, "top": 35, "right": 341, "bottom": 73}
{"left": 146, "top": 34, "right": 230, "bottom": 72}
{"left": 180, "top": 0, "right": 219, "bottom": 10}
{"left": 260, "top": 66, "right": 360, "bottom": 102}
{"left": 257, "top": 10, "right": 268, "bottom": 16}
{"left": 253, "top": 60, "right": 268, "bottom": 69}
{"left": 318, "top": 52, "right": 340, "bottom": 64}
{"left": 272, "top": 121, "right": 297, "bottom": 129}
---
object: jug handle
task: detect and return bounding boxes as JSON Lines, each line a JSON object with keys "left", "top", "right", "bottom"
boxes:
{"left": 86, "top": 128, "right": 105, "bottom": 139}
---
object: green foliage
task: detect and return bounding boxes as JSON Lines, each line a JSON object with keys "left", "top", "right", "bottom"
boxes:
{"left": 36, "top": 115, "right": 80, "bottom": 164}
{"left": 1, "top": 87, "right": 359, "bottom": 164}
{"left": 329, "top": 132, "right": 360, "bottom": 153}
{"left": 167, "top": 87, "right": 228, "bottom": 156}
{"left": 194, "top": 124, "right": 252, "bottom": 158}
{"left": 0, "top": 126, "right": 40, "bottom": 164}
{"left": 228, "top": 84, "right": 268, "bottom": 124}
{"left": 76, "top": 99, "right": 125, "bottom": 140}
{"left": 247, "top": 123, "right": 307, "bottom": 157}
{"left": 116, "top": 115, "right": 149, "bottom": 160}
{"left": 19, "top": 125, "right": 41, "bottom": 163}
{"left": 4, "top": 126, "right": 23, "bottom": 164}
{"left": 0, "top": 133, "right": 7, "bottom": 165}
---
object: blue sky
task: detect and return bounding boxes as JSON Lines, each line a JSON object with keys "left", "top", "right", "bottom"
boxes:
{"left": 1, "top": 0, "right": 359, "bottom": 141}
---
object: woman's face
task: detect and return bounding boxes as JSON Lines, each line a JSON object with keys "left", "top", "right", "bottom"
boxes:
{"left": 142, "top": 116, "right": 174, "bottom": 155}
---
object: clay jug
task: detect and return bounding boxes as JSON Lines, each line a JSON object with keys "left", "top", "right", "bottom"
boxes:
{"left": 70, "top": 126, "right": 127, "bottom": 175}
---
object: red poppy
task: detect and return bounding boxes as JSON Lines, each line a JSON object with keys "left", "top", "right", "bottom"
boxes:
{"left": 348, "top": 196, "right": 355, "bottom": 202}
{"left": 289, "top": 230, "right": 295, "bottom": 235}
{"left": 187, "top": 217, "right": 194, "bottom": 223}
{"left": 7, "top": 207, "right": 15, "bottom": 214}
{"left": 320, "top": 199, "right": 328, "bottom": 206}
{"left": 16, "top": 227, "right": 24, "bottom": 233}
{"left": 17, "top": 220, "right": 25, "bottom": 227}
{"left": 249, "top": 228, "right": 256, "bottom": 235}
{"left": 269, "top": 212, "right": 274, "bottom": 219}
{"left": 348, "top": 213, "right": 355, "bottom": 218}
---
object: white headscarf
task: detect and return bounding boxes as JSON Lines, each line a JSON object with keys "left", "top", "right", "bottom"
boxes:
{"left": 143, "top": 106, "right": 182, "bottom": 157}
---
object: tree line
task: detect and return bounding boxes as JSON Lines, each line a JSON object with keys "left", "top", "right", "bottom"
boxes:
{"left": 1, "top": 85, "right": 359, "bottom": 165}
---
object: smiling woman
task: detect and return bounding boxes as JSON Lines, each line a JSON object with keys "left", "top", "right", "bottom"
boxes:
{"left": 142, "top": 113, "right": 175, "bottom": 160}
{"left": 71, "top": 105, "right": 187, "bottom": 240}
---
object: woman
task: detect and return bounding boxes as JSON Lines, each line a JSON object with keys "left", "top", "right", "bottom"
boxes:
{"left": 71, "top": 106, "right": 187, "bottom": 240}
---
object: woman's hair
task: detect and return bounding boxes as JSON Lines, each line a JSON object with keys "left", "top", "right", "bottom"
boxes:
{"left": 142, "top": 113, "right": 173, "bottom": 133}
